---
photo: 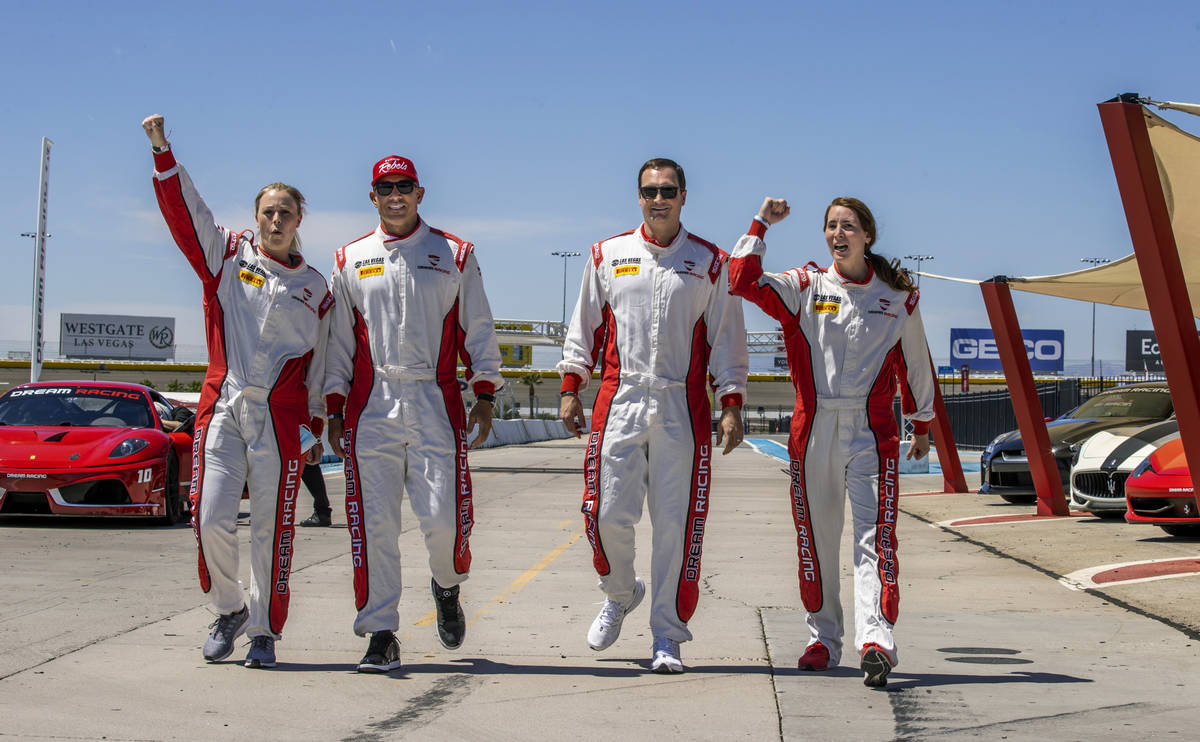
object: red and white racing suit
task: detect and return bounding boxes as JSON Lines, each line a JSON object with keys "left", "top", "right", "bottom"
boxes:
{"left": 325, "top": 221, "right": 502, "bottom": 636}
{"left": 152, "top": 146, "right": 332, "bottom": 641}
{"left": 558, "top": 225, "right": 748, "bottom": 643}
{"left": 729, "top": 219, "right": 934, "bottom": 667}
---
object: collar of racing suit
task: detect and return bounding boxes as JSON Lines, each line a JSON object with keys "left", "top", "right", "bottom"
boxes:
{"left": 254, "top": 244, "right": 307, "bottom": 275}
{"left": 638, "top": 223, "right": 687, "bottom": 257}
{"left": 379, "top": 219, "right": 427, "bottom": 246}
{"left": 830, "top": 260, "right": 875, "bottom": 287}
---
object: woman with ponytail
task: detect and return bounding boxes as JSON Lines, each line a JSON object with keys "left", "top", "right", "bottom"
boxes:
{"left": 728, "top": 195, "right": 936, "bottom": 688}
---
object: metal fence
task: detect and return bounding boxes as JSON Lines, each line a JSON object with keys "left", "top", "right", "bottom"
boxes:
{"left": 743, "top": 377, "right": 1151, "bottom": 445}
{"left": 924, "top": 379, "right": 1142, "bottom": 449}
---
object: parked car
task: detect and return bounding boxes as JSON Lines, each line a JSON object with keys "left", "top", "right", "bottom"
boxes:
{"left": 1125, "top": 437, "right": 1200, "bottom": 536}
{"left": 0, "top": 381, "right": 194, "bottom": 524}
{"left": 1070, "top": 418, "right": 1178, "bottom": 517}
{"left": 978, "top": 382, "right": 1173, "bottom": 504}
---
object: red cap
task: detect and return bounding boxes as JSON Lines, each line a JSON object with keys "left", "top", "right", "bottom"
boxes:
{"left": 371, "top": 155, "right": 419, "bottom": 186}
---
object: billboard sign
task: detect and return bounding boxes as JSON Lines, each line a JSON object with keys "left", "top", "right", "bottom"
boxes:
{"left": 499, "top": 344, "right": 533, "bottom": 368}
{"left": 59, "top": 314, "right": 175, "bottom": 360}
{"left": 949, "top": 328, "right": 1064, "bottom": 372}
{"left": 1125, "top": 330, "right": 1163, "bottom": 373}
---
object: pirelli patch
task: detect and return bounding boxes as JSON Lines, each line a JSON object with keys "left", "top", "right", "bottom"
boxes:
{"left": 238, "top": 269, "right": 264, "bottom": 288}
{"left": 614, "top": 264, "right": 640, "bottom": 277}
{"left": 814, "top": 301, "right": 839, "bottom": 314}
{"left": 358, "top": 265, "right": 384, "bottom": 279}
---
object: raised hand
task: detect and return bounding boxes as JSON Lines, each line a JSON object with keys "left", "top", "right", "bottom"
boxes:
{"left": 141, "top": 114, "right": 168, "bottom": 148}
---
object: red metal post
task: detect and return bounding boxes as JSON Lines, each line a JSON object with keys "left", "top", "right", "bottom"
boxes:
{"left": 1099, "top": 101, "right": 1200, "bottom": 516}
{"left": 979, "top": 279, "right": 1070, "bottom": 515}
{"left": 931, "top": 376, "right": 968, "bottom": 493}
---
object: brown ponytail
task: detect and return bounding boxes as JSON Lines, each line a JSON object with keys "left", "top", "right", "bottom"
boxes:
{"left": 824, "top": 197, "right": 914, "bottom": 294}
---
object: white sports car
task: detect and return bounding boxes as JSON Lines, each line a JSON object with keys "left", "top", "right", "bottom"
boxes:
{"left": 1070, "top": 418, "right": 1178, "bottom": 517}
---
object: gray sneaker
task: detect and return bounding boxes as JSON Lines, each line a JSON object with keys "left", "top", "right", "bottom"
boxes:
{"left": 244, "top": 635, "right": 276, "bottom": 669}
{"left": 202, "top": 606, "right": 248, "bottom": 662}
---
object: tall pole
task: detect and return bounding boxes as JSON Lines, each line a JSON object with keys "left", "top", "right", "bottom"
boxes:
{"left": 903, "top": 254, "right": 934, "bottom": 288}
{"left": 28, "top": 137, "right": 53, "bottom": 382}
{"left": 1080, "top": 257, "right": 1111, "bottom": 377}
{"left": 550, "top": 251, "right": 581, "bottom": 325}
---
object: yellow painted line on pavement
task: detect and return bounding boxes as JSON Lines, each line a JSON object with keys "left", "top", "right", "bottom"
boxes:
{"left": 415, "top": 527, "right": 585, "bottom": 627}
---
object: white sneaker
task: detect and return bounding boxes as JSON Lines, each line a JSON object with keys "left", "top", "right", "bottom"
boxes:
{"left": 651, "top": 636, "right": 684, "bottom": 674}
{"left": 587, "top": 577, "right": 645, "bottom": 651}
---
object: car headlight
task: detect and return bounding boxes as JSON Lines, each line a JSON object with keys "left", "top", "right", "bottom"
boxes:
{"left": 109, "top": 438, "right": 149, "bottom": 458}
{"left": 1130, "top": 455, "right": 1155, "bottom": 479}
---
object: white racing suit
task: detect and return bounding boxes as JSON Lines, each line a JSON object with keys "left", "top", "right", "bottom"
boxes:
{"left": 729, "top": 219, "right": 935, "bottom": 667}
{"left": 152, "top": 146, "right": 332, "bottom": 640}
{"left": 325, "top": 221, "right": 502, "bottom": 636}
{"left": 558, "top": 225, "right": 748, "bottom": 643}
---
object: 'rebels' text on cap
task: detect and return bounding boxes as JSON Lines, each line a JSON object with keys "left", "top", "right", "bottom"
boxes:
{"left": 372, "top": 156, "right": 419, "bottom": 186}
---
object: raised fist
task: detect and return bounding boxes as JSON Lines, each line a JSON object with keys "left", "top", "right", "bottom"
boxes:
{"left": 757, "top": 197, "right": 790, "bottom": 225}
{"left": 141, "top": 114, "right": 168, "bottom": 148}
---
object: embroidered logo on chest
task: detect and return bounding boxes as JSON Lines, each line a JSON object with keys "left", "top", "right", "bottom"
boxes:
{"left": 813, "top": 293, "right": 842, "bottom": 314}
{"left": 418, "top": 253, "right": 451, "bottom": 275}
{"left": 868, "top": 297, "right": 897, "bottom": 318}
{"left": 238, "top": 269, "right": 264, "bottom": 288}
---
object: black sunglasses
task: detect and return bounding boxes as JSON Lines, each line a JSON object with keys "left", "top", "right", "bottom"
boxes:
{"left": 374, "top": 181, "right": 417, "bottom": 195}
{"left": 639, "top": 185, "right": 680, "bottom": 200}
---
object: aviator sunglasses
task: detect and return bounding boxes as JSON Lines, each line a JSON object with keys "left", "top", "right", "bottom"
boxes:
{"left": 639, "top": 185, "right": 680, "bottom": 200}
{"left": 374, "top": 180, "right": 417, "bottom": 196}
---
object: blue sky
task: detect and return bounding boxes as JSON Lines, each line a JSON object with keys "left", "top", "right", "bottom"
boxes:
{"left": 3, "top": 1, "right": 1199, "bottom": 371}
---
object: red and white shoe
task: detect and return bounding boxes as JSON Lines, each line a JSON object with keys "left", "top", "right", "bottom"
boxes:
{"left": 798, "top": 642, "right": 830, "bottom": 671}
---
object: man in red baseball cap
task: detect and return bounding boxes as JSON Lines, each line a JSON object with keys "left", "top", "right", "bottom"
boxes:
{"left": 325, "top": 155, "right": 503, "bottom": 673}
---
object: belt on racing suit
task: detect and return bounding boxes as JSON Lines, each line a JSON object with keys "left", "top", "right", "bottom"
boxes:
{"left": 815, "top": 395, "right": 869, "bottom": 411}
{"left": 618, "top": 371, "right": 687, "bottom": 391}
{"left": 374, "top": 365, "right": 437, "bottom": 382}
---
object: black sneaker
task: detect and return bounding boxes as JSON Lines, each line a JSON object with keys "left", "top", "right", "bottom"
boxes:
{"left": 357, "top": 631, "right": 401, "bottom": 673}
{"left": 431, "top": 578, "right": 466, "bottom": 650}
{"left": 299, "top": 512, "right": 331, "bottom": 527}
{"left": 861, "top": 644, "right": 893, "bottom": 688}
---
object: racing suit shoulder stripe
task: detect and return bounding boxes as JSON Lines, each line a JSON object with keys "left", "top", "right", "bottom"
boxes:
{"left": 905, "top": 288, "right": 920, "bottom": 315}
{"left": 685, "top": 232, "right": 727, "bottom": 283}
{"left": 427, "top": 227, "right": 474, "bottom": 272}
{"left": 591, "top": 230, "right": 636, "bottom": 267}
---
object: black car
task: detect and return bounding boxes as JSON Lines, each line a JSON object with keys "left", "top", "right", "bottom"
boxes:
{"left": 978, "top": 382, "right": 1173, "bottom": 504}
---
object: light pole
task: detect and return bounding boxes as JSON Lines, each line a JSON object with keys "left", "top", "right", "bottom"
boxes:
{"left": 903, "top": 254, "right": 934, "bottom": 287}
{"left": 1080, "top": 257, "right": 1111, "bottom": 376}
{"left": 550, "top": 251, "right": 581, "bottom": 324}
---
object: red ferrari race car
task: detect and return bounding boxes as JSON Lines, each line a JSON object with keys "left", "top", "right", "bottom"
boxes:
{"left": 0, "top": 381, "right": 194, "bottom": 524}
{"left": 1125, "top": 436, "right": 1200, "bottom": 537}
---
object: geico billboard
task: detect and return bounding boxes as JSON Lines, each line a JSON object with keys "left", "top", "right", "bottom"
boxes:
{"left": 59, "top": 313, "right": 175, "bottom": 361}
{"left": 949, "top": 328, "right": 1064, "bottom": 372}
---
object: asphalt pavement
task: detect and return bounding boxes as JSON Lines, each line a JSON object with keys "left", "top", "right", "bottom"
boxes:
{"left": 1, "top": 437, "right": 1198, "bottom": 741}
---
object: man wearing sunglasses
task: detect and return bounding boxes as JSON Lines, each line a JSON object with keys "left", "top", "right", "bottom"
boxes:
{"left": 558, "top": 157, "right": 748, "bottom": 674}
{"left": 324, "top": 155, "right": 503, "bottom": 673}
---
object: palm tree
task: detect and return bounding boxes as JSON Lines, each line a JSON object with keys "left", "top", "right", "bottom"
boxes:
{"left": 518, "top": 373, "right": 543, "bottom": 418}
